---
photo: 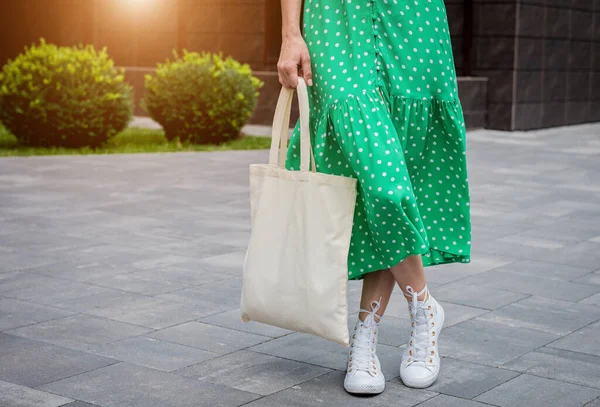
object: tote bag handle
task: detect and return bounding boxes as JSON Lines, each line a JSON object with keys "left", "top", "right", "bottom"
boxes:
{"left": 268, "top": 78, "right": 316, "bottom": 173}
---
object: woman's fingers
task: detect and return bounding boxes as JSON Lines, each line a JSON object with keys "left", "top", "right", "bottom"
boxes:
{"left": 277, "top": 60, "right": 299, "bottom": 89}
{"left": 301, "top": 52, "right": 313, "bottom": 87}
{"left": 277, "top": 36, "right": 313, "bottom": 89}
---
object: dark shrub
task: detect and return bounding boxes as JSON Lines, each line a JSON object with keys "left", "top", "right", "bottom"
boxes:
{"left": 0, "top": 39, "right": 133, "bottom": 148}
{"left": 142, "top": 50, "right": 263, "bottom": 144}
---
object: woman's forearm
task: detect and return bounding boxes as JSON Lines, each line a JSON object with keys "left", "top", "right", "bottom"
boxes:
{"left": 281, "top": 0, "right": 303, "bottom": 38}
{"left": 278, "top": 0, "right": 311, "bottom": 88}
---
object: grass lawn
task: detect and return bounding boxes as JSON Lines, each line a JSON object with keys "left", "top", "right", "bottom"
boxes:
{"left": 0, "top": 124, "right": 271, "bottom": 157}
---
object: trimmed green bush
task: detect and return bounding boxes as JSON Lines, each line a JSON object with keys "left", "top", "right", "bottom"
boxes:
{"left": 0, "top": 39, "right": 133, "bottom": 148}
{"left": 142, "top": 50, "right": 263, "bottom": 144}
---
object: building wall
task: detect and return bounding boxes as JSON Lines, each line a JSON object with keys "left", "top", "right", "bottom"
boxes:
{"left": 0, "top": 0, "right": 270, "bottom": 70}
{"left": 94, "top": 0, "right": 269, "bottom": 69}
{"left": 1, "top": 0, "right": 598, "bottom": 130}
{"left": 471, "top": 0, "right": 600, "bottom": 130}
{"left": 0, "top": 0, "right": 94, "bottom": 66}
{"left": 513, "top": 0, "right": 600, "bottom": 129}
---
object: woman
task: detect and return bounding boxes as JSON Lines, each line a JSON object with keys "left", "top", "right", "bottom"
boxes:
{"left": 278, "top": 0, "right": 471, "bottom": 394}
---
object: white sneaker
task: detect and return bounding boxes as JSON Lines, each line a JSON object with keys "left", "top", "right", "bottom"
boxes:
{"left": 399, "top": 284, "right": 445, "bottom": 389}
{"left": 343, "top": 298, "right": 386, "bottom": 395}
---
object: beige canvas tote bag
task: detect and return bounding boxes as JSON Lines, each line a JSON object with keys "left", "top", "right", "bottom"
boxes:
{"left": 240, "top": 78, "right": 357, "bottom": 347}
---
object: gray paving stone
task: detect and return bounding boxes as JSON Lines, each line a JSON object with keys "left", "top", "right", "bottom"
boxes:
{"left": 424, "top": 254, "right": 513, "bottom": 284}
{"left": 51, "top": 289, "right": 152, "bottom": 313}
{"left": 30, "top": 261, "right": 133, "bottom": 283}
{"left": 207, "top": 230, "right": 252, "bottom": 249}
{"left": 249, "top": 332, "right": 403, "bottom": 381}
{"left": 0, "top": 379, "right": 73, "bottom": 407}
{"left": 5, "top": 277, "right": 114, "bottom": 306}
{"left": 58, "top": 292, "right": 208, "bottom": 329}
{"left": 248, "top": 332, "right": 351, "bottom": 371}
{"left": 2, "top": 125, "right": 600, "bottom": 405}
{"left": 541, "top": 241, "right": 600, "bottom": 270}
{"left": 39, "top": 362, "right": 260, "bottom": 407}
{"left": 0, "top": 251, "right": 62, "bottom": 273}
{"left": 581, "top": 292, "right": 600, "bottom": 306}
{"left": 475, "top": 296, "right": 600, "bottom": 335}
{"left": 61, "top": 402, "right": 100, "bottom": 407}
{"left": 501, "top": 347, "right": 600, "bottom": 389}
{"left": 156, "top": 277, "right": 243, "bottom": 314}
{"left": 437, "top": 301, "right": 490, "bottom": 327}
{"left": 195, "top": 251, "right": 248, "bottom": 275}
{"left": 6, "top": 314, "right": 152, "bottom": 351}
{"left": 242, "top": 370, "right": 437, "bottom": 406}
{"left": 176, "top": 350, "right": 331, "bottom": 395}
{"left": 450, "top": 268, "right": 600, "bottom": 302}
{"left": 0, "top": 333, "right": 116, "bottom": 387}
{"left": 83, "top": 272, "right": 191, "bottom": 295}
{"left": 149, "top": 321, "right": 270, "bottom": 354}
{"left": 0, "top": 272, "right": 65, "bottom": 294}
{"left": 475, "top": 374, "right": 600, "bottom": 407}
{"left": 439, "top": 319, "right": 557, "bottom": 366}
{"left": 130, "top": 265, "right": 236, "bottom": 286}
{"left": 416, "top": 394, "right": 495, "bottom": 407}
{"left": 48, "top": 243, "right": 155, "bottom": 269}
{"left": 521, "top": 219, "right": 600, "bottom": 244}
{"left": 428, "top": 357, "right": 519, "bottom": 399}
{"left": 547, "top": 320, "right": 600, "bottom": 357}
{"left": 0, "top": 297, "right": 75, "bottom": 331}
{"left": 374, "top": 315, "right": 411, "bottom": 347}
{"left": 493, "top": 259, "right": 595, "bottom": 281}
{"left": 497, "top": 234, "right": 567, "bottom": 250}
{"left": 1, "top": 228, "right": 90, "bottom": 253}
{"left": 432, "top": 281, "right": 529, "bottom": 310}
{"left": 585, "top": 397, "right": 600, "bottom": 407}
{"left": 375, "top": 302, "right": 487, "bottom": 348}
{"left": 88, "top": 336, "right": 218, "bottom": 372}
{"left": 473, "top": 235, "right": 569, "bottom": 261}
{"left": 131, "top": 253, "right": 224, "bottom": 271}
{"left": 200, "top": 308, "right": 294, "bottom": 338}
{"left": 573, "top": 270, "right": 600, "bottom": 285}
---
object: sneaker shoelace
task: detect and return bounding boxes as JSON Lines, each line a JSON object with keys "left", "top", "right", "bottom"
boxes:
{"left": 349, "top": 298, "right": 382, "bottom": 375}
{"left": 404, "top": 285, "right": 436, "bottom": 371}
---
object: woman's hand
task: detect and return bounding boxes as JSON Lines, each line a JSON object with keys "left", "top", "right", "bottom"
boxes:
{"left": 277, "top": 34, "right": 313, "bottom": 89}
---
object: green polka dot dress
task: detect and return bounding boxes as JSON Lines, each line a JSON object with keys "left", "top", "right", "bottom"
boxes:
{"left": 285, "top": 0, "right": 472, "bottom": 280}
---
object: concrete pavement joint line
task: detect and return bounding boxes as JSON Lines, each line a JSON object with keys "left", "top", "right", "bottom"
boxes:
{"left": 5, "top": 311, "right": 156, "bottom": 339}
{"left": 542, "top": 317, "right": 600, "bottom": 352}
{"left": 585, "top": 396, "right": 600, "bottom": 406}
{"left": 29, "top": 360, "right": 122, "bottom": 391}
{"left": 34, "top": 361, "right": 264, "bottom": 401}
{"left": 232, "top": 369, "right": 353, "bottom": 407}
{"left": 24, "top": 260, "right": 243, "bottom": 297}
{"left": 495, "top": 361, "right": 600, "bottom": 391}
{"left": 0, "top": 310, "right": 82, "bottom": 334}
{"left": 412, "top": 393, "right": 499, "bottom": 407}
{"left": 569, "top": 269, "right": 600, "bottom": 284}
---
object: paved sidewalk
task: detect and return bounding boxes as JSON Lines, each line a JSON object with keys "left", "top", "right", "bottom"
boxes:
{"left": 1, "top": 123, "right": 600, "bottom": 407}
{"left": 129, "top": 116, "right": 273, "bottom": 138}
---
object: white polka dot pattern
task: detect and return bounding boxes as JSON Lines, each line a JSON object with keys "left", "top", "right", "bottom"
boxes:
{"left": 285, "top": 0, "right": 472, "bottom": 280}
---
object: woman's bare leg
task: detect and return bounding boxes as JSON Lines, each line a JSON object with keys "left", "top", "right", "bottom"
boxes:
{"left": 390, "top": 255, "right": 428, "bottom": 301}
{"left": 358, "top": 268, "right": 396, "bottom": 323}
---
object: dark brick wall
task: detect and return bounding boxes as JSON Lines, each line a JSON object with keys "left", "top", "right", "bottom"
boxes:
{"left": 472, "top": 0, "right": 518, "bottom": 130}
{"left": 92, "top": 0, "right": 267, "bottom": 69}
{"left": 466, "top": 0, "right": 600, "bottom": 130}
{"left": 3, "top": 0, "right": 596, "bottom": 130}
{"left": 514, "top": 0, "right": 600, "bottom": 129}
{"left": 0, "top": 0, "right": 268, "bottom": 70}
